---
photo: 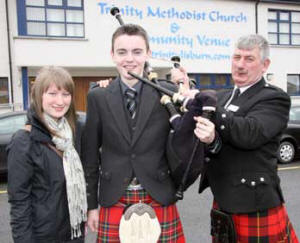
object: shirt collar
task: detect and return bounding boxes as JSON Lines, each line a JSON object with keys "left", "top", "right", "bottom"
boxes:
{"left": 236, "top": 79, "right": 261, "bottom": 94}
{"left": 120, "top": 79, "right": 142, "bottom": 96}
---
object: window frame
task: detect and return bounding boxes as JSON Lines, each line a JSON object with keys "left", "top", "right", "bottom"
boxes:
{"left": 0, "top": 77, "right": 10, "bottom": 106}
{"left": 268, "top": 9, "right": 300, "bottom": 46}
{"left": 190, "top": 73, "right": 233, "bottom": 90}
{"left": 17, "top": 0, "right": 85, "bottom": 38}
{"left": 287, "top": 74, "right": 300, "bottom": 96}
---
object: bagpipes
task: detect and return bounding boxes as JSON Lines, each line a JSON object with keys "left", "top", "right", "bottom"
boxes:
{"left": 111, "top": 7, "right": 217, "bottom": 199}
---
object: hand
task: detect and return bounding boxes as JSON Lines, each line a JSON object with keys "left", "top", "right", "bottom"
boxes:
{"left": 87, "top": 209, "right": 99, "bottom": 233}
{"left": 170, "top": 67, "right": 190, "bottom": 92}
{"left": 194, "top": 116, "right": 215, "bottom": 144}
{"left": 97, "top": 78, "right": 112, "bottom": 88}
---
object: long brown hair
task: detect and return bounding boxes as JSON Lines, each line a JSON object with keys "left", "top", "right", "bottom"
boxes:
{"left": 30, "top": 66, "right": 76, "bottom": 135}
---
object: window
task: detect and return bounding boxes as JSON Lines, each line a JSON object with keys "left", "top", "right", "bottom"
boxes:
{"left": 189, "top": 74, "right": 233, "bottom": 90}
{"left": 268, "top": 9, "right": 300, "bottom": 45}
{"left": 266, "top": 73, "right": 274, "bottom": 82}
{"left": 287, "top": 74, "right": 300, "bottom": 95}
{"left": 0, "top": 78, "right": 9, "bottom": 105}
{"left": 289, "top": 106, "right": 300, "bottom": 121}
{"left": 17, "top": 0, "right": 84, "bottom": 38}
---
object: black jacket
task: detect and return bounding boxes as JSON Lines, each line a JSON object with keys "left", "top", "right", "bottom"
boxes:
{"left": 82, "top": 78, "right": 178, "bottom": 208}
{"left": 199, "top": 79, "right": 290, "bottom": 213}
{"left": 7, "top": 109, "right": 84, "bottom": 243}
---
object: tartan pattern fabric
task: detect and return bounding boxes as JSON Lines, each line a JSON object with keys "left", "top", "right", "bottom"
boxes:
{"left": 97, "top": 189, "right": 185, "bottom": 243}
{"left": 212, "top": 201, "right": 299, "bottom": 243}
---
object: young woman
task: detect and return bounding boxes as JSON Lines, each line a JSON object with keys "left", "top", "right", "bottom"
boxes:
{"left": 7, "top": 66, "right": 87, "bottom": 243}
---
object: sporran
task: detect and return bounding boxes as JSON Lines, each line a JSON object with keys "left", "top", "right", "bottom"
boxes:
{"left": 119, "top": 202, "right": 161, "bottom": 243}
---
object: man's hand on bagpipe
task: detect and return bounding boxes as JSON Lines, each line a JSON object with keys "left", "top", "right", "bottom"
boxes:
{"left": 194, "top": 116, "right": 216, "bottom": 145}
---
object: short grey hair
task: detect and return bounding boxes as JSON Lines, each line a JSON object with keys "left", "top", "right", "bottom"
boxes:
{"left": 235, "top": 34, "right": 270, "bottom": 61}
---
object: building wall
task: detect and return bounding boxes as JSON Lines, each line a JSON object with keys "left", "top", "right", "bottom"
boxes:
{"left": 0, "top": 0, "right": 23, "bottom": 113}
{"left": 12, "top": 0, "right": 255, "bottom": 71}
{"left": 0, "top": 0, "right": 9, "bottom": 76}
{"left": 2, "top": 0, "right": 300, "bottom": 112}
{"left": 0, "top": 0, "right": 11, "bottom": 113}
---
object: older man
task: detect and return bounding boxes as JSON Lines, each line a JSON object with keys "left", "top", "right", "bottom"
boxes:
{"left": 172, "top": 34, "right": 299, "bottom": 243}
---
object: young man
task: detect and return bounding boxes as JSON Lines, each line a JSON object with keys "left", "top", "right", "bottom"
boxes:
{"left": 171, "top": 34, "right": 299, "bottom": 242}
{"left": 82, "top": 24, "right": 185, "bottom": 243}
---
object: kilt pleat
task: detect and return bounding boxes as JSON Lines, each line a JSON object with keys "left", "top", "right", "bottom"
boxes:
{"left": 97, "top": 189, "right": 185, "bottom": 243}
{"left": 213, "top": 201, "right": 299, "bottom": 243}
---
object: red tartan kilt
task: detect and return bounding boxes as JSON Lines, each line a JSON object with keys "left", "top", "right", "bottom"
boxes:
{"left": 212, "top": 201, "right": 299, "bottom": 243}
{"left": 97, "top": 189, "right": 185, "bottom": 243}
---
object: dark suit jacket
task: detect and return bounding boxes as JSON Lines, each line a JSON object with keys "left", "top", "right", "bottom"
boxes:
{"left": 82, "top": 77, "right": 177, "bottom": 208}
{"left": 199, "top": 78, "right": 291, "bottom": 214}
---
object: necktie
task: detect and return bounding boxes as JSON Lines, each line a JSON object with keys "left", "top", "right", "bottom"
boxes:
{"left": 225, "top": 88, "right": 240, "bottom": 109}
{"left": 230, "top": 88, "right": 240, "bottom": 104}
{"left": 125, "top": 88, "right": 137, "bottom": 119}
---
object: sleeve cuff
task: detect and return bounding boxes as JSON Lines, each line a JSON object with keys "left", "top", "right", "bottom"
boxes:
{"left": 207, "top": 132, "right": 222, "bottom": 154}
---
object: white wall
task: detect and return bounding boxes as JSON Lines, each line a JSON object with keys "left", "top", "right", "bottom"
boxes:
{"left": 12, "top": 0, "right": 255, "bottom": 73}
{"left": 0, "top": 0, "right": 9, "bottom": 77}
{"left": 7, "top": 0, "right": 23, "bottom": 112}
{"left": 0, "top": 0, "right": 14, "bottom": 113}
{"left": 4, "top": 0, "right": 300, "bottom": 111}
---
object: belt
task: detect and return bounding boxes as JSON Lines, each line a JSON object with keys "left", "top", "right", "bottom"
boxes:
{"left": 127, "top": 177, "right": 143, "bottom": 190}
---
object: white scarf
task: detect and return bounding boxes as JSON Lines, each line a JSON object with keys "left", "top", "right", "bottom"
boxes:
{"left": 44, "top": 113, "right": 87, "bottom": 239}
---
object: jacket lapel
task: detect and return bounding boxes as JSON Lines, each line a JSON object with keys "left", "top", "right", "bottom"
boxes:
{"left": 218, "top": 90, "right": 232, "bottom": 107}
{"left": 218, "top": 78, "right": 266, "bottom": 108}
{"left": 106, "top": 77, "right": 131, "bottom": 144}
{"left": 237, "top": 78, "right": 265, "bottom": 105}
{"left": 131, "top": 83, "right": 157, "bottom": 146}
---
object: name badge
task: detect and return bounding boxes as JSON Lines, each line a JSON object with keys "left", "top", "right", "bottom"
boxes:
{"left": 227, "top": 104, "right": 239, "bottom": 112}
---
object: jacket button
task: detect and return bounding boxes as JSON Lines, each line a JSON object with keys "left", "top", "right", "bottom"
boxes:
{"left": 251, "top": 181, "right": 256, "bottom": 186}
{"left": 241, "top": 178, "right": 246, "bottom": 183}
{"left": 260, "top": 177, "right": 265, "bottom": 182}
{"left": 205, "top": 157, "right": 210, "bottom": 162}
{"left": 220, "top": 125, "right": 225, "bottom": 130}
{"left": 221, "top": 113, "right": 226, "bottom": 118}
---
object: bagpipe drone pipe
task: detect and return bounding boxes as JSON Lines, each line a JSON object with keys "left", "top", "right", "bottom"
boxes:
{"left": 111, "top": 7, "right": 217, "bottom": 200}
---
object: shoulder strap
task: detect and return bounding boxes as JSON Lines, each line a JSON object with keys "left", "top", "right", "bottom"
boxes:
{"left": 45, "top": 143, "right": 63, "bottom": 158}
